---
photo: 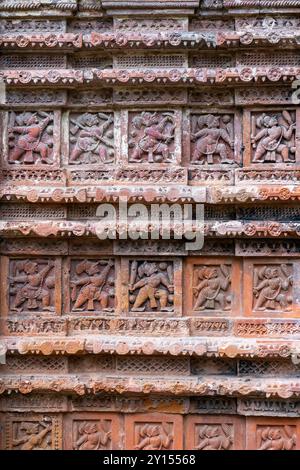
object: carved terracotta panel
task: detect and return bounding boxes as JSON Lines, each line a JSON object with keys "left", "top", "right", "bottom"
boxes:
{"left": 4, "top": 414, "right": 62, "bottom": 450}
{"left": 184, "top": 257, "right": 241, "bottom": 316}
{"left": 63, "top": 258, "right": 116, "bottom": 314}
{"left": 184, "top": 415, "right": 245, "bottom": 450}
{"left": 243, "top": 259, "right": 299, "bottom": 317}
{"left": 246, "top": 418, "right": 300, "bottom": 450}
{"left": 1, "top": 256, "right": 61, "bottom": 316}
{"left": 120, "top": 258, "right": 182, "bottom": 315}
{"left": 125, "top": 414, "right": 183, "bottom": 450}
{"left": 2, "top": 110, "right": 60, "bottom": 168}
{"left": 64, "top": 413, "right": 122, "bottom": 450}
{"left": 243, "top": 109, "right": 300, "bottom": 166}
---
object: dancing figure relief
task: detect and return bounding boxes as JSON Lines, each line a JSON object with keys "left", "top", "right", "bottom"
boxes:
{"left": 8, "top": 111, "right": 54, "bottom": 164}
{"left": 251, "top": 111, "right": 296, "bottom": 163}
{"left": 129, "top": 111, "right": 175, "bottom": 163}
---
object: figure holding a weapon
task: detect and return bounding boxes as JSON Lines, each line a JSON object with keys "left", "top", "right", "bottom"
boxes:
{"left": 69, "top": 112, "right": 114, "bottom": 164}
{"left": 8, "top": 111, "right": 53, "bottom": 164}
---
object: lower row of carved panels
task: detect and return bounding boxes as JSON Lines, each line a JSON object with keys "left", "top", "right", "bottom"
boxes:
{"left": 1, "top": 255, "right": 299, "bottom": 317}
{"left": 2, "top": 355, "right": 300, "bottom": 379}
{"left": 2, "top": 412, "right": 300, "bottom": 450}
{"left": 1, "top": 108, "right": 299, "bottom": 169}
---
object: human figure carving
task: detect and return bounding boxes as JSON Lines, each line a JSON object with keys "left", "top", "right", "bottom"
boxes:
{"left": 193, "top": 265, "right": 231, "bottom": 311}
{"left": 71, "top": 259, "right": 114, "bottom": 311}
{"left": 9, "top": 260, "right": 55, "bottom": 312}
{"left": 74, "top": 421, "right": 111, "bottom": 450}
{"left": 251, "top": 111, "right": 296, "bottom": 163}
{"left": 129, "top": 261, "right": 174, "bottom": 311}
{"left": 69, "top": 113, "right": 114, "bottom": 164}
{"left": 8, "top": 111, "right": 53, "bottom": 164}
{"left": 195, "top": 424, "right": 233, "bottom": 450}
{"left": 12, "top": 419, "right": 52, "bottom": 450}
{"left": 129, "top": 112, "right": 175, "bottom": 163}
{"left": 258, "top": 426, "right": 296, "bottom": 450}
{"left": 135, "top": 424, "right": 173, "bottom": 450}
{"left": 253, "top": 264, "right": 292, "bottom": 311}
{"left": 191, "top": 114, "right": 234, "bottom": 164}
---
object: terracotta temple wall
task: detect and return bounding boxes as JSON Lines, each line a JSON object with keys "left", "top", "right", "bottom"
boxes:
{"left": 1, "top": 0, "right": 300, "bottom": 451}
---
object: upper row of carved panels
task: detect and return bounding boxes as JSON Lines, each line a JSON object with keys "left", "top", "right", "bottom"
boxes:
{"left": 1, "top": 108, "right": 299, "bottom": 167}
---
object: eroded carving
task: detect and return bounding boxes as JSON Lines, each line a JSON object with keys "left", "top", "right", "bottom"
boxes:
{"left": 257, "top": 425, "right": 296, "bottom": 450}
{"left": 134, "top": 423, "right": 173, "bottom": 450}
{"left": 195, "top": 424, "right": 233, "bottom": 450}
{"left": 69, "top": 113, "right": 114, "bottom": 165}
{"left": 193, "top": 265, "right": 231, "bottom": 311}
{"left": 73, "top": 420, "right": 112, "bottom": 450}
{"left": 190, "top": 114, "right": 234, "bottom": 165}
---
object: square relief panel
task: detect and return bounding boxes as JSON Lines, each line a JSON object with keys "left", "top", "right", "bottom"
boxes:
{"left": 63, "top": 258, "right": 116, "bottom": 314}
{"left": 243, "top": 259, "right": 298, "bottom": 317}
{"left": 246, "top": 418, "right": 300, "bottom": 450}
{"left": 64, "top": 413, "right": 121, "bottom": 450}
{"left": 66, "top": 112, "right": 115, "bottom": 166}
{"left": 125, "top": 413, "right": 183, "bottom": 450}
{"left": 243, "top": 109, "right": 299, "bottom": 166}
{"left": 184, "top": 258, "right": 241, "bottom": 316}
{"left": 120, "top": 258, "right": 182, "bottom": 315}
{"left": 2, "top": 110, "right": 60, "bottom": 167}
{"left": 184, "top": 416, "right": 244, "bottom": 450}
{"left": 126, "top": 110, "right": 181, "bottom": 165}
{"left": 183, "top": 111, "right": 242, "bottom": 167}
{"left": 3, "top": 257, "right": 61, "bottom": 315}
{"left": 4, "top": 414, "right": 62, "bottom": 450}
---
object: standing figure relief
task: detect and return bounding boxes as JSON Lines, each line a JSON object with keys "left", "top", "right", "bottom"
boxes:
{"left": 9, "top": 259, "right": 55, "bottom": 312}
{"left": 129, "top": 260, "right": 174, "bottom": 312}
{"left": 191, "top": 114, "right": 234, "bottom": 165}
{"left": 70, "top": 259, "right": 115, "bottom": 312}
{"left": 251, "top": 111, "right": 296, "bottom": 163}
